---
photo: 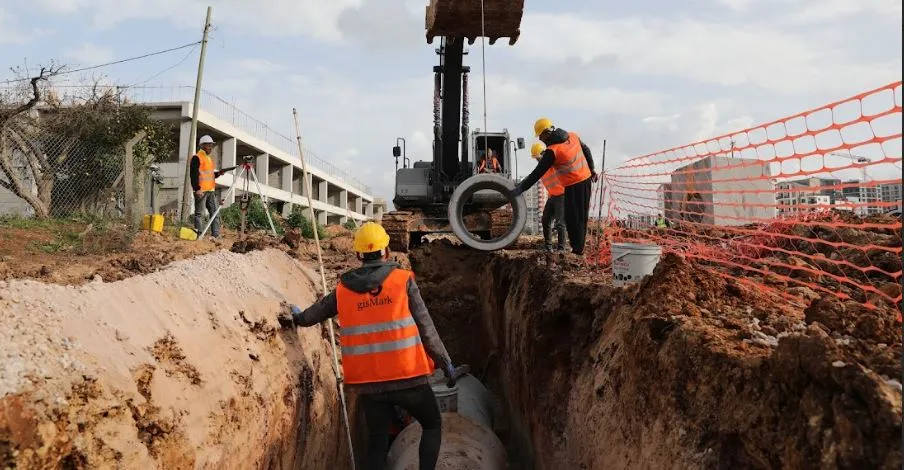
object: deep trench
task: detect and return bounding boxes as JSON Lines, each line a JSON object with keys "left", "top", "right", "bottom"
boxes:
{"left": 381, "top": 240, "right": 902, "bottom": 470}
{"left": 407, "top": 241, "right": 539, "bottom": 469}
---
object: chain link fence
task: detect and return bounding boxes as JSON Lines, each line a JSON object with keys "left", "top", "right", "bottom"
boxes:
{"left": 0, "top": 116, "right": 150, "bottom": 222}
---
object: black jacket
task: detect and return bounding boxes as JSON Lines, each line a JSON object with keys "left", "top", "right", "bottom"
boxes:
{"left": 517, "top": 128, "right": 594, "bottom": 194}
{"left": 291, "top": 259, "right": 453, "bottom": 394}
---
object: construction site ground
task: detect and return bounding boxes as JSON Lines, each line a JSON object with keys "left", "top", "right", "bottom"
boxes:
{"left": 0, "top": 217, "right": 901, "bottom": 469}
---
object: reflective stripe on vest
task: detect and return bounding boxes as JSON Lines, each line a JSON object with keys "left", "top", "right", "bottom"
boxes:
{"left": 548, "top": 132, "right": 591, "bottom": 187}
{"left": 197, "top": 150, "right": 216, "bottom": 191}
{"left": 541, "top": 168, "right": 564, "bottom": 196}
{"left": 336, "top": 268, "right": 434, "bottom": 384}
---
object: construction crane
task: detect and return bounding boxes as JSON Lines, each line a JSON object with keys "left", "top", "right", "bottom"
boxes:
{"left": 383, "top": 0, "right": 526, "bottom": 252}
{"left": 828, "top": 151, "right": 871, "bottom": 183}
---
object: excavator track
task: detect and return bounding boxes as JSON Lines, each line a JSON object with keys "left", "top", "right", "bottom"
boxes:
{"left": 382, "top": 211, "right": 418, "bottom": 253}
{"left": 382, "top": 207, "right": 514, "bottom": 253}
{"left": 425, "top": 0, "right": 524, "bottom": 45}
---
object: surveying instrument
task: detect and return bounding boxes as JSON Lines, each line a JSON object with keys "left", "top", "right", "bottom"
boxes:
{"left": 198, "top": 155, "right": 278, "bottom": 240}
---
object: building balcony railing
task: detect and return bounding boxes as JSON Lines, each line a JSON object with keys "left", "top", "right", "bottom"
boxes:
{"left": 118, "top": 86, "right": 372, "bottom": 195}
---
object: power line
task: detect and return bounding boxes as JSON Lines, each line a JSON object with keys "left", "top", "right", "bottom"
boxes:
{"left": 1, "top": 41, "right": 202, "bottom": 85}
{"left": 126, "top": 42, "right": 200, "bottom": 87}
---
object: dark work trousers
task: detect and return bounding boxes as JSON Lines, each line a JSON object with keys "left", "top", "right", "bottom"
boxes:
{"left": 361, "top": 384, "right": 442, "bottom": 470}
{"left": 193, "top": 191, "right": 220, "bottom": 237}
{"left": 563, "top": 178, "right": 592, "bottom": 255}
{"left": 542, "top": 194, "right": 566, "bottom": 251}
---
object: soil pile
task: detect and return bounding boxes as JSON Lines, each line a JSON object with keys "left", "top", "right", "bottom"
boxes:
{"left": 411, "top": 242, "right": 902, "bottom": 469}
{"left": 0, "top": 249, "right": 348, "bottom": 469}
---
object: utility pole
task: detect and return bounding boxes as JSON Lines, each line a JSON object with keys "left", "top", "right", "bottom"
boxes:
{"left": 180, "top": 6, "right": 213, "bottom": 222}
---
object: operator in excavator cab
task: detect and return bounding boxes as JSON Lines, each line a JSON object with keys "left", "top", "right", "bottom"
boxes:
{"left": 477, "top": 148, "right": 502, "bottom": 173}
{"left": 511, "top": 118, "right": 598, "bottom": 256}
{"left": 277, "top": 222, "right": 457, "bottom": 470}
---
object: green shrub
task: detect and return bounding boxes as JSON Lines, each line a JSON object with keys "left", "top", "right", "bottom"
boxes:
{"left": 286, "top": 206, "right": 327, "bottom": 240}
{"left": 342, "top": 219, "right": 359, "bottom": 231}
{"left": 220, "top": 196, "right": 284, "bottom": 235}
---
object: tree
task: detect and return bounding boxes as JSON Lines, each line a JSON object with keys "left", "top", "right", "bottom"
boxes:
{"left": 0, "top": 68, "right": 175, "bottom": 218}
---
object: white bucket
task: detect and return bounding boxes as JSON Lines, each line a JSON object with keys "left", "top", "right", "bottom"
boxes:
{"left": 429, "top": 369, "right": 459, "bottom": 413}
{"left": 611, "top": 242, "right": 662, "bottom": 287}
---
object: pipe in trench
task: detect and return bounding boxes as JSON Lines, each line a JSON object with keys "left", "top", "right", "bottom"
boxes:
{"left": 386, "top": 370, "right": 507, "bottom": 469}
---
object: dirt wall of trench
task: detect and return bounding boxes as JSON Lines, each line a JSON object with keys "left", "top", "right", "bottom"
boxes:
{"left": 0, "top": 249, "right": 347, "bottom": 469}
{"left": 412, "top": 241, "right": 902, "bottom": 469}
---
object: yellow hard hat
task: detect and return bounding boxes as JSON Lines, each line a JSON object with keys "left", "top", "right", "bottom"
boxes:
{"left": 353, "top": 222, "right": 391, "bottom": 253}
{"left": 530, "top": 142, "right": 545, "bottom": 159}
{"left": 534, "top": 118, "right": 553, "bottom": 137}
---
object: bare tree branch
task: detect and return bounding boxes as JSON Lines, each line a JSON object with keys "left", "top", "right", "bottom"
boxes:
{"left": 0, "top": 66, "right": 62, "bottom": 125}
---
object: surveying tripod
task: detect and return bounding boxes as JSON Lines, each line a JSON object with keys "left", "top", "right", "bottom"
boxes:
{"left": 198, "top": 155, "right": 278, "bottom": 240}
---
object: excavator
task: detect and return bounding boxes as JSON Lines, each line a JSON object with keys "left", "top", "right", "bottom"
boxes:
{"left": 383, "top": 0, "right": 526, "bottom": 252}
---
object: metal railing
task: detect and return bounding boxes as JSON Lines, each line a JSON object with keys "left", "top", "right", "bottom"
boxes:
{"left": 50, "top": 85, "right": 372, "bottom": 195}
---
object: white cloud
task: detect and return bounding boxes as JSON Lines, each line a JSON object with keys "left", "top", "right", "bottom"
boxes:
{"left": 31, "top": 0, "right": 362, "bottom": 42}
{"left": 64, "top": 42, "right": 115, "bottom": 65}
{"left": 516, "top": 12, "right": 900, "bottom": 95}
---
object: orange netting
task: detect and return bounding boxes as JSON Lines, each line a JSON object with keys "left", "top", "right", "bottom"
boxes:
{"left": 587, "top": 81, "right": 903, "bottom": 315}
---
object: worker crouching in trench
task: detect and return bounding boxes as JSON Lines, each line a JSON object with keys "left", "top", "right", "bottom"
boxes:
{"left": 278, "top": 222, "right": 458, "bottom": 470}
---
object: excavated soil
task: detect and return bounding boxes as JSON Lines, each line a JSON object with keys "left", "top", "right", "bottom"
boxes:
{"left": 0, "top": 249, "right": 351, "bottom": 469}
{"left": 410, "top": 240, "right": 902, "bottom": 469}
{"left": 3, "top": 220, "right": 900, "bottom": 469}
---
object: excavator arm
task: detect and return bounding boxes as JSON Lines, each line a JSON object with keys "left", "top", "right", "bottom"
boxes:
{"left": 425, "top": 0, "right": 524, "bottom": 45}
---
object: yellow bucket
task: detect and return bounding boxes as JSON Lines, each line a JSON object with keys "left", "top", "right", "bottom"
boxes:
{"left": 178, "top": 227, "right": 198, "bottom": 241}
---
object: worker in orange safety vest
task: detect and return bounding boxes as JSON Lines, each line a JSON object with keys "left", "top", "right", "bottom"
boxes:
{"left": 190, "top": 135, "right": 224, "bottom": 237}
{"left": 278, "top": 222, "right": 457, "bottom": 470}
{"left": 531, "top": 142, "right": 566, "bottom": 253}
{"left": 477, "top": 148, "right": 502, "bottom": 173}
{"left": 511, "top": 118, "right": 598, "bottom": 256}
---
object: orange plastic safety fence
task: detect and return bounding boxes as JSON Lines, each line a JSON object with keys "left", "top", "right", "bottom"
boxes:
{"left": 592, "top": 81, "right": 903, "bottom": 315}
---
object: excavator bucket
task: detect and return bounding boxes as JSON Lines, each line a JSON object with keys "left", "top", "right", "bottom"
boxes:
{"left": 425, "top": 0, "right": 524, "bottom": 45}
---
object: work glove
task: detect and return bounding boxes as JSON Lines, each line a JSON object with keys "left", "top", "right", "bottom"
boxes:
{"left": 277, "top": 304, "right": 301, "bottom": 329}
{"left": 444, "top": 364, "right": 457, "bottom": 388}
{"left": 591, "top": 171, "right": 600, "bottom": 183}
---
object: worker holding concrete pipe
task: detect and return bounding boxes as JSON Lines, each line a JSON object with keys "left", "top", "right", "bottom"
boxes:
{"left": 277, "top": 222, "right": 456, "bottom": 470}
{"left": 531, "top": 142, "right": 566, "bottom": 253}
{"left": 190, "top": 135, "right": 224, "bottom": 238}
{"left": 510, "top": 119, "right": 598, "bottom": 256}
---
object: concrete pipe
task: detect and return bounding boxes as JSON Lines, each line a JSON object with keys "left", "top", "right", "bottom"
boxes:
{"left": 448, "top": 173, "right": 526, "bottom": 251}
{"left": 386, "top": 413, "right": 507, "bottom": 470}
{"left": 386, "top": 370, "right": 507, "bottom": 469}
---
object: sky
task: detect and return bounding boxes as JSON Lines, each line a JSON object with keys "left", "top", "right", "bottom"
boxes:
{"left": 0, "top": 0, "right": 901, "bottom": 208}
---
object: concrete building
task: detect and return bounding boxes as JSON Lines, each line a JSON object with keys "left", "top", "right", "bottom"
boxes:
{"left": 776, "top": 177, "right": 840, "bottom": 216}
{"left": 879, "top": 183, "right": 903, "bottom": 213}
{"left": 840, "top": 181, "right": 882, "bottom": 216}
{"left": 1, "top": 88, "right": 375, "bottom": 224}
{"left": 626, "top": 214, "right": 655, "bottom": 229}
{"left": 135, "top": 91, "right": 373, "bottom": 225}
{"left": 524, "top": 183, "right": 541, "bottom": 235}
{"left": 657, "top": 183, "right": 675, "bottom": 220}
{"left": 668, "top": 155, "right": 775, "bottom": 226}
{"left": 371, "top": 197, "right": 389, "bottom": 223}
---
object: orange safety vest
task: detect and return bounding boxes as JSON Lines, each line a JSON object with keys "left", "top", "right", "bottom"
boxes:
{"left": 541, "top": 168, "right": 564, "bottom": 196}
{"left": 197, "top": 150, "right": 216, "bottom": 191}
{"left": 336, "top": 268, "right": 434, "bottom": 384}
{"left": 478, "top": 157, "right": 501, "bottom": 173}
{"left": 547, "top": 132, "right": 591, "bottom": 187}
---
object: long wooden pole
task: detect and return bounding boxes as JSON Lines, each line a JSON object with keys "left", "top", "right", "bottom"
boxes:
{"left": 292, "top": 108, "right": 357, "bottom": 470}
